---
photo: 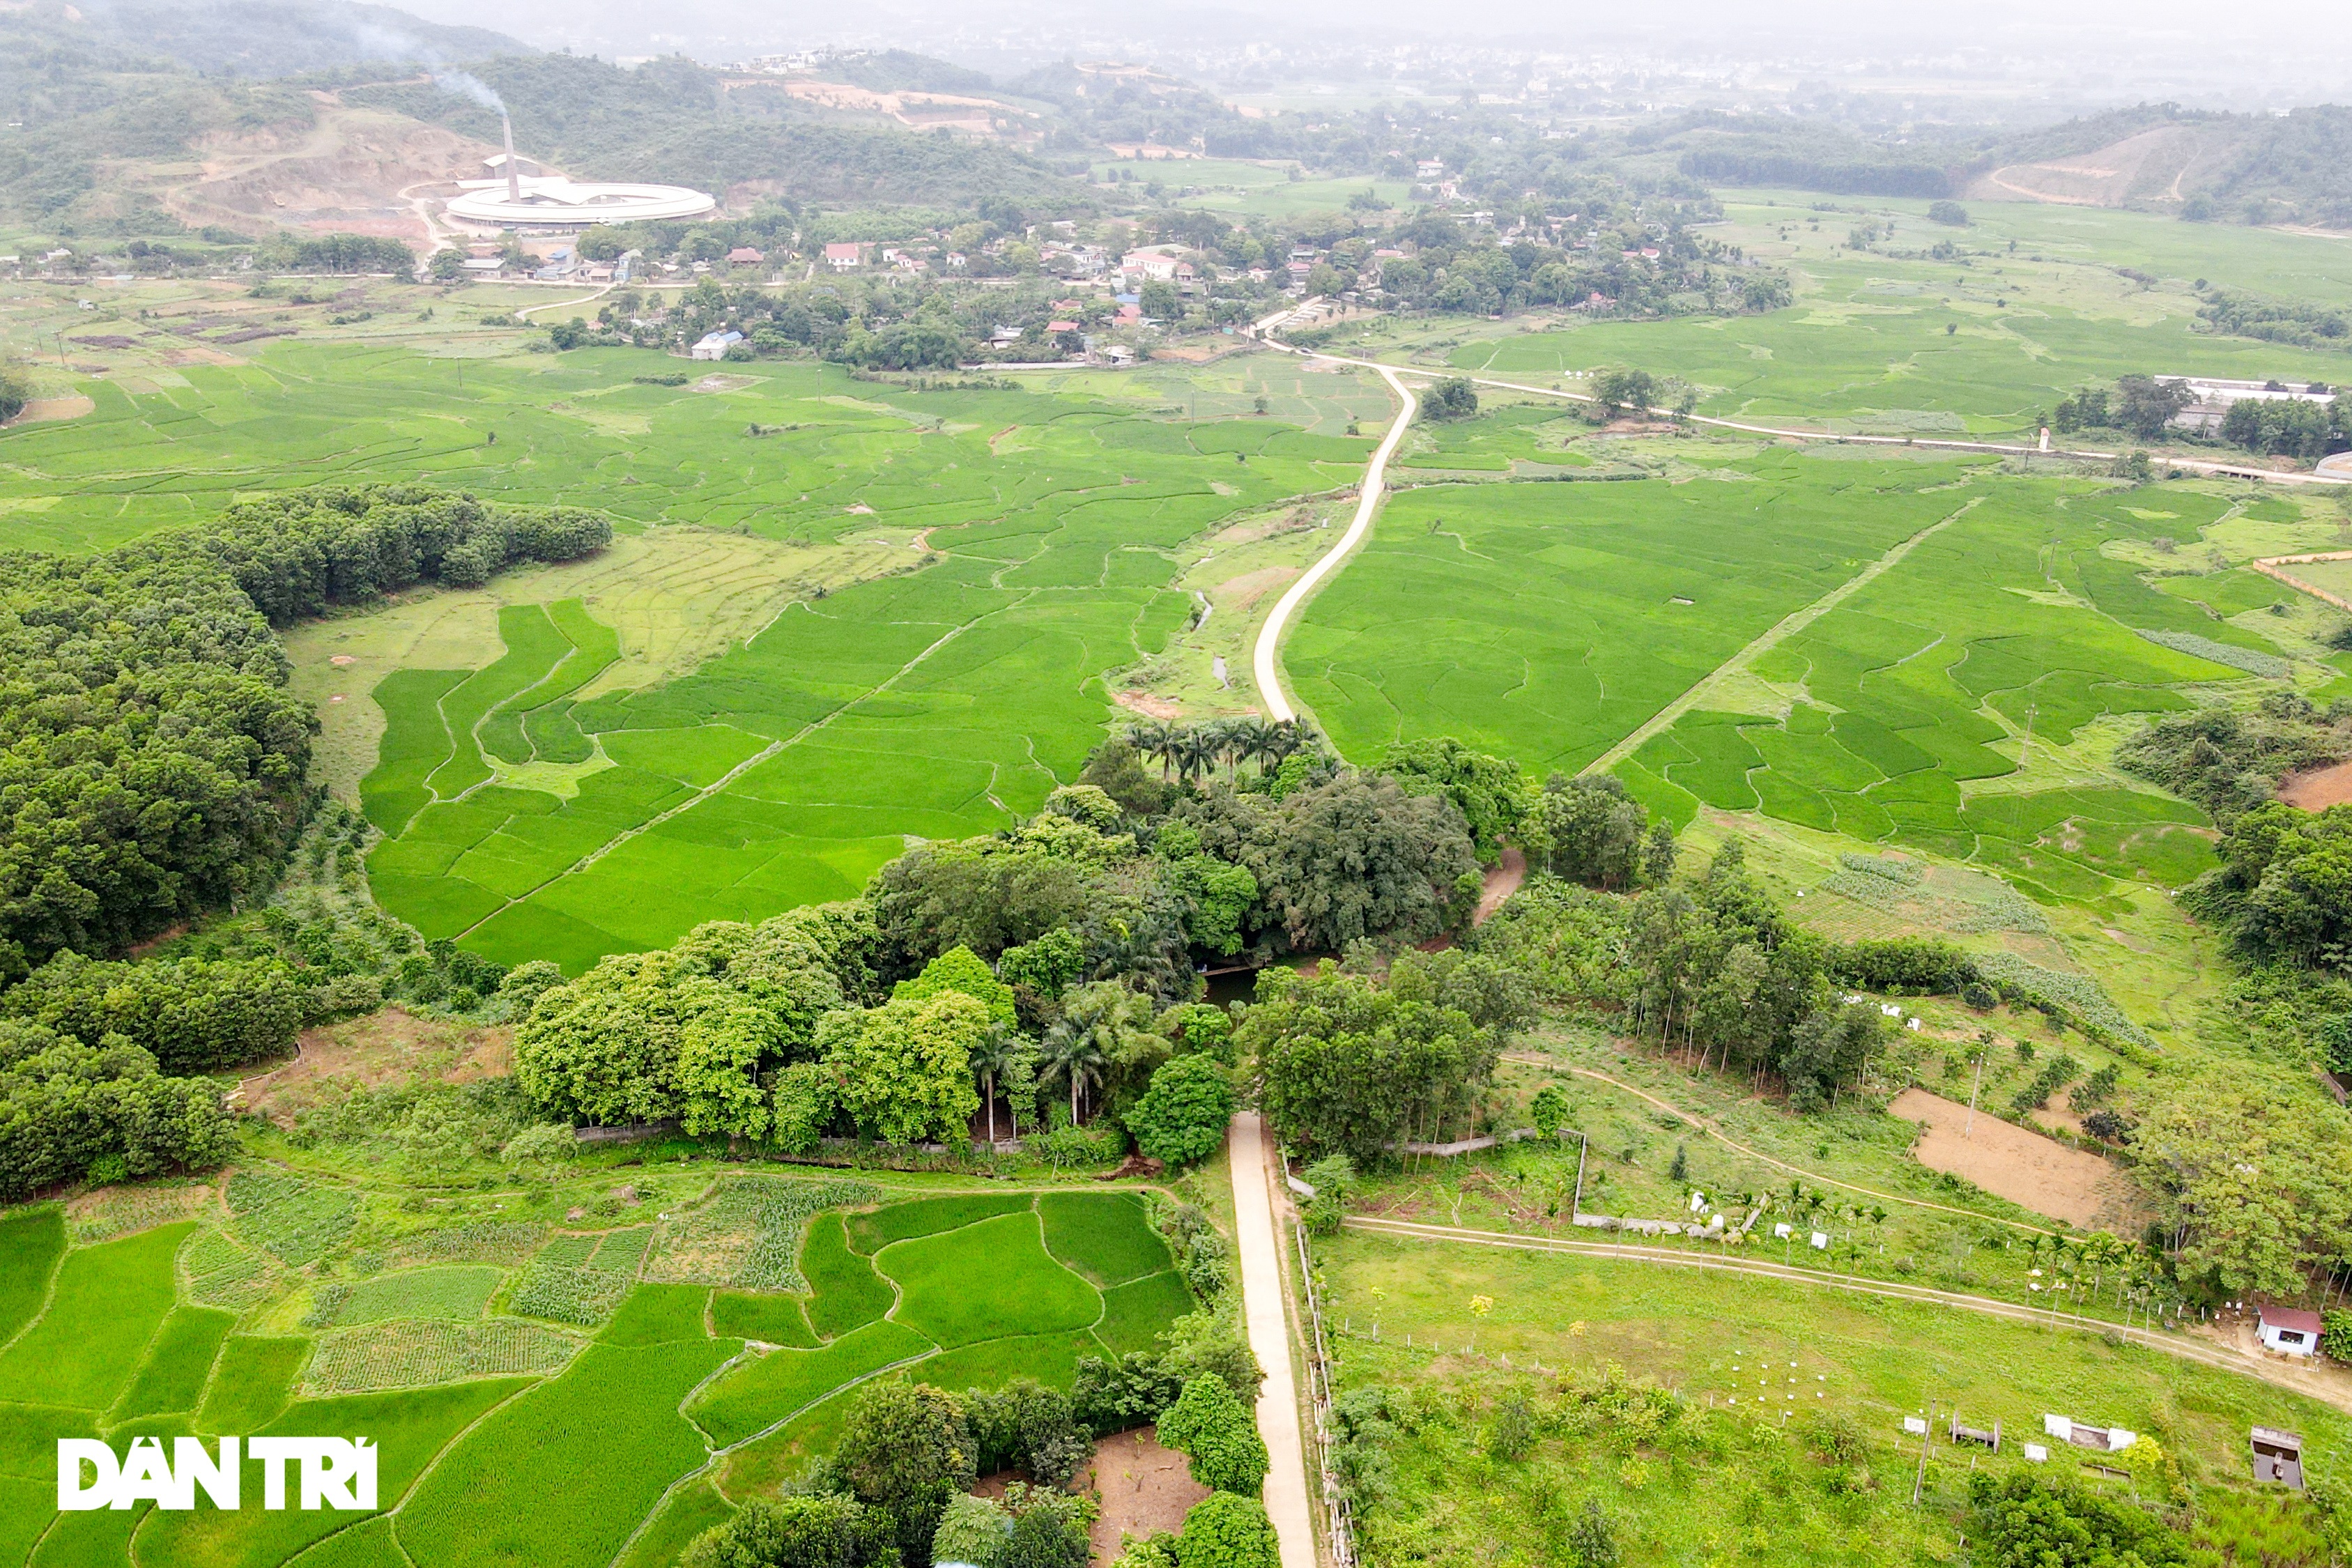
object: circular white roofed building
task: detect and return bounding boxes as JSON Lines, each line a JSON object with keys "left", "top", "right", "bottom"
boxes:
{"left": 445, "top": 175, "right": 716, "bottom": 236}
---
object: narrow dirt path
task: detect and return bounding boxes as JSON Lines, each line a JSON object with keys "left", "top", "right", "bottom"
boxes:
{"left": 1227, "top": 1111, "right": 1315, "bottom": 1568}
{"left": 1585, "top": 498, "right": 1977, "bottom": 774}
{"left": 1250, "top": 358, "right": 1417, "bottom": 722}
{"left": 1341, "top": 1214, "right": 2352, "bottom": 1417}
{"left": 1292, "top": 344, "right": 2347, "bottom": 489}
{"left": 1475, "top": 847, "right": 1526, "bottom": 923}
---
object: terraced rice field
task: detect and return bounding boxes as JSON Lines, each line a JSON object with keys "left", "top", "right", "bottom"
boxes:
{"left": 45, "top": 349, "right": 1376, "bottom": 971}
{"left": 0, "top": 1184, "right": 1195, "bottom": 1567}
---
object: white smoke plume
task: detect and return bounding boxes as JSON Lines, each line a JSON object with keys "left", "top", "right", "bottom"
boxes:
{"left": 431, "top": 69, "right": 508, "bottom": 115}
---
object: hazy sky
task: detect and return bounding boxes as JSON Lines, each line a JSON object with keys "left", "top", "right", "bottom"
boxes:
{"left": 374, "top": 0, "right": 2352, "bottom": 108}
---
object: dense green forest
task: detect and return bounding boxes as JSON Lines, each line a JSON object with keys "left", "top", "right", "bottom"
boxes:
{"left": 344, "top": 54, "right": 1096, "bottom": 210}
{"left": 0, "top": 486, "right": 608, "bottom": 976}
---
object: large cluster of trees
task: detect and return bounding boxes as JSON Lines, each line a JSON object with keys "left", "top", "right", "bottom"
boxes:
{"left": 512, "top": 740, "right": 1481, "bottom": 1148}
{"left": 684, "top": 1324, "right": 1267, "bottom": 1568}
{"left": 2198, "top": 291, "right": 2350, "bottom": 351}
{"left": 2220, "top": 392, "right": 2349, "bottom": 463}
{"left": 0, "top": 1020, "right": 236, "bottom": 1200}
{"left": 2191, "top": 799, "right": 2352, "bottom": 967}
{"left": 1466, "top": 841, "right": 1903, "bottom": 1112}
{"left": 1967, "top": 1471, "right": 2185, "bottom": 1568}
{"left": 2054, "top": 375, "right": 2349, "bottom": 463}
{"left": 684, "top": 1378, "right": 1094, "bottom": 1568}
{"left": 2051, "top": 376, "right": 2193, "bottom": 440}
{"left": 1669, "top": 113, "right": 1968, "bottom": 197}
{"left": 0, "top": 486, "right": 608, "bottom": 985}
{"left": 1360, "top": 208, "right": 1787, "bottom": 321}
{"left": 1245, "top": 950, "right": 1530, "bottom": 1164}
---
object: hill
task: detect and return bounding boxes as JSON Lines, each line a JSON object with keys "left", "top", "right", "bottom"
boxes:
{"left": 344, "top": 53, "right": 1092, "bottom": 212}
{"left": 1971, "top": 103, "right": 2352, "bottom": 226}
{"left": 4, "top": 0, "right": 525, "bottom": 77}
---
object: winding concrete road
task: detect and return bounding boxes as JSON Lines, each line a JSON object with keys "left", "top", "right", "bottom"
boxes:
{"left": 1250, "top": 361, "right": 1417, "bottom": 723}
{"left": 1228, "top": 1111, "right": 1316, "bottom": 1568}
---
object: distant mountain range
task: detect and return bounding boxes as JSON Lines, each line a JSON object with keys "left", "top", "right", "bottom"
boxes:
{"left": 10, "top": 0, "right": 527, "bottom": 76}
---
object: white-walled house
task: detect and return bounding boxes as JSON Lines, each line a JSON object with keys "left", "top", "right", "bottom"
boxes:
{"left": 2258, "top": 1306, "right": 2325, "bottom": 1356}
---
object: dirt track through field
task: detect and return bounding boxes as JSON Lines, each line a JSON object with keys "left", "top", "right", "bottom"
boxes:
{"left": 1588, "top": 499, "right": 1978, "bottom": 773}
{"left": 1890, "top": 1087, "right": 2149, "bottom": 1231}
{"left": 1343, "top": 1213, "right": 2352, "bottom": 1416}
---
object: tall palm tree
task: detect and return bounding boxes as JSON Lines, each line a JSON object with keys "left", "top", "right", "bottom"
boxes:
{"left": 1230, "top": 717, "right": 1277, "bottom": 774}
{"left": 1040, "top": 1022, "right": 1109, "bottom": 1124}
{"left": 1263, "top": 718, "right": 1308, "bottom": 767}
{"left": 969, "top": 1024, "right": 1019, "bottom": 1146}
{"left": 1171, "top": 725, "right": 1214, "bottom": 783}
{"left": 1128, "top": 720, "right": 1176, "bottom": 779}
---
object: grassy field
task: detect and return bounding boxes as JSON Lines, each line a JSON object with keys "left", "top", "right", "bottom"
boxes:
{"left": 1286, "top": 447, "right": 1970, "bottom": 775}
{"left": 1318, "top": 1225, "right": 2352, "bottom": 1568}
{"left": 0, "top": 1184, "right": 1199, "bottom": 1566}
{"left": 1322, "top": 194, "right": 2352, "bottom": 438}
{"left": 13, "top": 341, "right": 1387, "bottom": 973}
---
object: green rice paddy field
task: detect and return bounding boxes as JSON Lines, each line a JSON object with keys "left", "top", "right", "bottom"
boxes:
{"left": 1290, "top": 444, "right": 2350, "bottom": 909}
{"left": 0, "top": 1183, "right": 1191, "bottom": 1567}
{"left": 0, "top": 335, "right": 1392, "bottom": 973}
{"left": 1356, "top": 197, "right": 2352, "bottom": 436}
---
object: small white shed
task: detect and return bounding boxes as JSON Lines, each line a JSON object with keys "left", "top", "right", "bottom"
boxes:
{"left": 2258, "top": 1307, "right": 2324, "bottom": 1357}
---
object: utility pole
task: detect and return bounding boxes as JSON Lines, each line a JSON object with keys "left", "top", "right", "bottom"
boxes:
{"left": 1965, "top": 1046, "right": 1986, "bottom": 1139}
{"left": 1913, "top": 1400, "right": 1937, "bottom": 1506}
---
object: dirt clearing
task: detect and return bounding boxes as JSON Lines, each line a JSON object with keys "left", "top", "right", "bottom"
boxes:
{"left": 2281, "top": 758, "right": 2352, "bottom": 810}
{"left": 239, "top": 1006, "right": 510, "bottom": 1125}
{"left": 1890, "top": 1087, "right": 2145, "bottom": 1231}
{"left": 1084, "top": 1427, "right": 1208, "bottom": 1563}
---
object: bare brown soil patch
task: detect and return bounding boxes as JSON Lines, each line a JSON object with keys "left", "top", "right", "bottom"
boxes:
{"left": 1475, "top": 846, "right": 1527, "bottom": 925}
{"left": 1208, "top": 564, "right": 1301, "bottom": 615}
{"left": 1084, "top": 1427, "right": 1208, "bottom": 1563}
{"left": 1114, "top": 689, "right": 1183, "bottom": 720}
{"left": 1891, "top": 1087, "right": 2145, "bottom": 1231}
{"left": 10, "top": 395, "right": 96, "bottom": 425}
{"left": 1969, "top": 123, "right": 2236, "bottom": 208}
{"left": 2281, "top": 758, "right": 2352, "bottom": 810}
{"left": 240, "top": 1006, "right": 511, "bottom": 1126}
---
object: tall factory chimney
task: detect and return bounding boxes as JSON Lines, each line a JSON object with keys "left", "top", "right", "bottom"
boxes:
{"left": 501, "top": 112, "right": 521, "bottom": 201}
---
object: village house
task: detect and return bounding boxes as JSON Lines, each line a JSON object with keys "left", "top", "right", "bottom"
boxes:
{"left": 823, "top": 242, "right": 866, "bottom": 271}
{"left": 726, "top": 246, "right": 764, "bottom": 266}
{"left": 2257, "top": 1306, "right": 2323, "bottom": 1356}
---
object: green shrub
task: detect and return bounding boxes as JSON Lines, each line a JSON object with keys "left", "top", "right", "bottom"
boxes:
{"left": 932, "top": 1493, "right": 1011, "bottom": 1568}
{"left": 833, "top": 1381, "right": 978, "bottom": 1565}
{"left": 1967, "top": 1471, "right": 2186, "bottom": 1567}
{"left": 1125, "top": 1056, "right": 1235, "bottom": 1167}
{"left": 1157, "top": 1376, "right": 1268, "bottom": 1496}
{"left": 683, "top": 1491, "right": 896, "bottom": 1568}
{"left": 1174, "top": 1493, "right": 1277, "bottom": 1568}
{"left": 967, "top": 1378, "right": 1092, "bottom": 1488}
